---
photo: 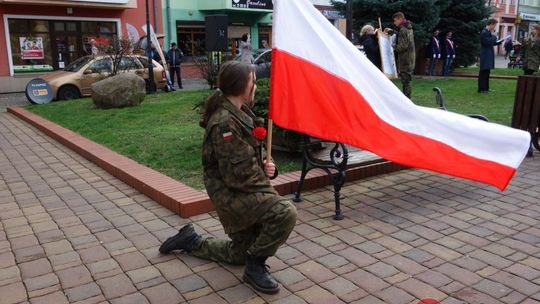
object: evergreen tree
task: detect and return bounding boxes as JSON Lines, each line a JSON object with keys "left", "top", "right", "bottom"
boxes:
{"left": 436, "top": 0, "right": 491, "bottom": 67}
{"left": 333, "top": 0, "right": 450, "bottom": 45}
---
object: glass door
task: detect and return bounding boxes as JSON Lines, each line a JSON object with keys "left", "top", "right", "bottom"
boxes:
{"left": 51, "top": 21, "right": 79, "bottom": 69}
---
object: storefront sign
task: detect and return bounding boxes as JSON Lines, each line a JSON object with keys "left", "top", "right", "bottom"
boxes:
{"left": 232, "top": 0, "right": 273, "bottom": 10}
{"left": 25, "top": 78, "right": 53, "bottom": 104}
{"left": 14, "top": 65, "right": 54, "bottom": 73}
{"left": 520, "top": 13, "right": 540, "bottom": 22}
{"left": 20, "top": 37, "right": 44, "bottom": 60}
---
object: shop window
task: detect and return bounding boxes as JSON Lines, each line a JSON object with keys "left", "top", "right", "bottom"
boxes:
{"left": 8, "top": 18, "right": 118, "bottom": 73}
{"left": 9, "top": 19, "right": 29, "bottom": 32}
{"left": 177, "top": 24, "right": 206, "bottom": 61}
{"left": 258, "top": 25, "right": 272, "bottom": 49}
{"left": 9, "top": 19, "right": 53, "bottom": 73}
{"left": 82, "top": 21, "right": 98, "bottom": 33}
{"left": 31, "top": 21, "right": 49, "bottom": 33}
{"left": 66, "top": 22, "right": 77, "bottom": 32}
{"left": 54, "top": 22, "right": 65, "bottom": 32}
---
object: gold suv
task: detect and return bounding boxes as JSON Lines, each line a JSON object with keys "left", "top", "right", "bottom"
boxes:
{"left": 41, "top": 55, "right": 167, "bottom": 100}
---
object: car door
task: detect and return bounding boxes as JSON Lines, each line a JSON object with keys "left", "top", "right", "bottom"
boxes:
{"left": 80, "top": 58, "right": 112, "bottom": 96}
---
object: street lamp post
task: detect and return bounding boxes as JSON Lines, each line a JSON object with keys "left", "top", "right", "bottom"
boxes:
{"left": 346, "top": 0, "right": 353, "bottom": 41}
{"left": 145, "top": 0, "right": 155, "bottom": 93}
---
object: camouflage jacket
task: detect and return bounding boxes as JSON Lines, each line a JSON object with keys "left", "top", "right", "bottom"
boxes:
{"left": 522, "top": 38, "right": 540, "bottom": 71}
{"left": 394, "top": 21, "right": 416, "bottom": 73}
{"left": 202, "top": 98, "right": 281, "bottom": 234}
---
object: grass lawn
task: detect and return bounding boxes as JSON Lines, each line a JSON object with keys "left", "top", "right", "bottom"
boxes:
{"left": 27, "top": 91, "right": 301, "bottom": 189}
{"left": 408, "top": 78, "right": 516, "bottom": 125}
{"left": 452, "top": 66, "right": 523, "bottom": 77}
{"left": 27, "top": 77, "right": 517, "bottom": 188}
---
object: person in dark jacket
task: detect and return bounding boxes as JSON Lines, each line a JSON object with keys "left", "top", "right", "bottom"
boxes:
{"left": 144, "top": 42, "right": 161, "bottom": 64}
{"left": 478, "top": 18, "right": 503, "bottom": 93}
{"left": 158, "top": 61, "right": 297, "bottom": 295}
{"left": 427, "top": 29, "right": 441, "bottom": 76}
{"left": 166, "top": 42, "right": 183, "bottom": 90}
{"left": 442, "top": 31, "right": 456, "bottom": 76}
{"left": 359, "top": 24, "right": 381, "bottom": 70}
{"left": 504, "top": 38, "right": 513, "bottom": 59}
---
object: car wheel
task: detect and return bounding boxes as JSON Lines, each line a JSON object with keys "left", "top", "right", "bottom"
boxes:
{"left": 57, "top": 85, "right": 80, "bottom": 100}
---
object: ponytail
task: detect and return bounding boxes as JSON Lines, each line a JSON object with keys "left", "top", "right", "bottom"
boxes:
{"left": 199, "top": 90, "right": 223, "bottom": 128}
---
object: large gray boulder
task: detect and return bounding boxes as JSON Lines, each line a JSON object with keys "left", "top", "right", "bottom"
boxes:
{"left": 91, "top": 73, "right": 145, "bottom": 109}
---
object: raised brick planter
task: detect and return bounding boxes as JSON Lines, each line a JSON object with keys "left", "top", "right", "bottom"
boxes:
{"left": 8, "top": 107, "right": 407, "bottom": 218}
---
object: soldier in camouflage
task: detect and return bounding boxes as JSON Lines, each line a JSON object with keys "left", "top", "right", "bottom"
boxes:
{"left": 159, "top": 61, "right": 297, "bottom": 294}
{"left": 386, "top": 12, "right": 416, "bottom": 98}
{"left": 522, "top": 23, "right": 540, "bottom": 75}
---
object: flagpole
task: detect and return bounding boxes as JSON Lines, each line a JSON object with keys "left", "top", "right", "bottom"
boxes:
{"left": 266, "top": 119, "right": 273, "bottom": 161}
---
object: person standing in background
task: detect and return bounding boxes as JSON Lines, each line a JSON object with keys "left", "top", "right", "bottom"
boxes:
{"left": 385, "top": 12, "right": 416, "bottom": 99}
{"left": 442, "top": 31, "right": 456, "bottom": 76}
{"left": 504, "top": 38, "right": 513, "bottom": 59}
{"left": 166, "top": 42, "right": 184, "bottom": 90}
{"left": 427, "top": 29, "right": 441, "bottom": 76}
{"left": 90, "top": 39, "right": 99, "bottom": 56}
{"left": 478, "top": 19, "right": 503, "bottom": 93}
{"left": 240, "top": 33, "right": 254, "bottom": 63}
{"left": 145, "top": 42, "right": 161, "bottom": 64}
{"left": 521, "top": 23, "right": 540, "bottom": 75}
{"left": 359, "top": 24, "right": 382, "bottom": 70}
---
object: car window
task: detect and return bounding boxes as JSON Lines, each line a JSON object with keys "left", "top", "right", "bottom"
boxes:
{"left": 118, "top": 57, "right": 140, "bottom": 70}
{"left": 65, "top": 56, "right": 93, "bottom": 72}
{"left": 87, "top": 58, "right": 112, "bottom": 73}
{"left": 255, "top": 50, "right": 271, "bottom": 64}
{"left": 138, "top": 56, "right": 156, "bottom": 68}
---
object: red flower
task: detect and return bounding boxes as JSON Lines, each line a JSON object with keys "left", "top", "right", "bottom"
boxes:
{"left": 252, "top": 126, "right": 267, "bottom": 141}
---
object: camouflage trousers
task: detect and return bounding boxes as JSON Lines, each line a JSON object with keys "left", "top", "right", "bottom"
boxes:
{"left": 399, "top": 71, "right": 413, "bottom": 98}
{"left": 189, "top": 200, "right": 297, "bottom": 265}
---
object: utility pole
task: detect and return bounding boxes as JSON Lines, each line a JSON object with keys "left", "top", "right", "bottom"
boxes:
{"left": 346, "top": 0, "right": 353, "bottom": 41}
{"left": 145, "top": 0, "right": 156, "bottom": 93}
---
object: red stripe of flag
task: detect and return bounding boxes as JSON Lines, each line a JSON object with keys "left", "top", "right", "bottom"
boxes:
{"left": 270, "top": 49, "right": 515, "bottom": 190}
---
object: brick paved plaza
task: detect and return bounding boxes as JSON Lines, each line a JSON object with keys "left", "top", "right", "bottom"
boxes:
{"left": 1, "top": 111, "right": 540, "bottom": 304}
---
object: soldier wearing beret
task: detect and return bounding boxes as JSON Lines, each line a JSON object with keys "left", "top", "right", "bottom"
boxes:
{"left": 159, "top": 61, "right": 297, "bottom": 294}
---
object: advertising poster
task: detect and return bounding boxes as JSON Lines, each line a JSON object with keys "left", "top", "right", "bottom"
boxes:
{"left": 20, "top": 37, "right": 44, "bottom": 60}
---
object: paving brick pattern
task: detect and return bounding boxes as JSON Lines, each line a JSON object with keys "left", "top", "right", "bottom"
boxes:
{"left": 1, "top": 112, "right": 540, "bottom": 303}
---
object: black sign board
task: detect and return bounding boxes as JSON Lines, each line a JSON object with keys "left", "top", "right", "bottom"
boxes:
{"left": 232, "top": 0, "right": 273, "bottom": 10}
{"left": 25, "top": 78, "right": 53, "bottom": 104}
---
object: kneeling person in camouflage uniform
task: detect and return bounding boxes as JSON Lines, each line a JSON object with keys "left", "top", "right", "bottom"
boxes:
{"left": 159, "top": 61, "right": 297, "bottom": 294}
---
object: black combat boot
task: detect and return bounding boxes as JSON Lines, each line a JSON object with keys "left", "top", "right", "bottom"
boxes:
{"left": 159, "top": 223, "right": 202, "bottom": 254}
{"left": 243, "top": 254, "right": 280, "bottom": 294}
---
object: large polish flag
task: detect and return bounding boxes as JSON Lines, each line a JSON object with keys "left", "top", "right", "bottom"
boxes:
{"left": 269, "top": 0, "right": 531, "bottom": 190}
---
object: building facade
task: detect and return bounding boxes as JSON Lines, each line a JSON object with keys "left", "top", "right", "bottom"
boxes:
{"left": 517, "top": 0, "right": 540, "bottom": 41}
{"left": 487, "top": 0, "right": 519, "bottom": 54}
{"left": 161, "top": 0, "right": 346, "bottom": 60}
{"left": 0, "top": 0, "right": 162, "bottom": 93}
{"left": 161, "top": 0, "right": 273, "bottom": 60}
{"left": 310, "top": 0, "right": 347, "bottom": 37}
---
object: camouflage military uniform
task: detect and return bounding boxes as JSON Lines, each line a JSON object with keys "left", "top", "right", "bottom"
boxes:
{"left": 522, "top": 38, "right": 540, "bottom": 74}
{"left": 394, "top": 21, "right": 416, "bottom": 98}
{"left": 189, "top": 98, "right": 297, "bottom": 265}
